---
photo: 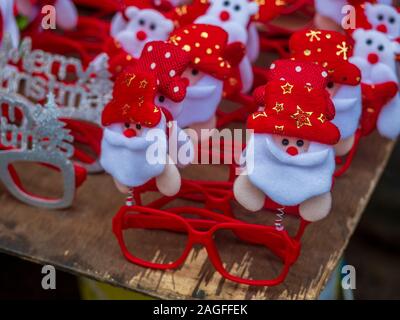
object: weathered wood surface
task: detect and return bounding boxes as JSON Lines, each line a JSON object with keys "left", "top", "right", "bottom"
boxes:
{"left": 0, "top": 131, "right": 395, "bottom": 299}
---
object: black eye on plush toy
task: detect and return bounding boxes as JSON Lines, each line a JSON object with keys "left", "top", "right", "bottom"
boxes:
{"left": 136, "top": 124, "right": 142, "bottom": 130}
{"left": 378, "top": 44, "right": 385, "bottom": 51}
{"left": 282, "top": 139, "right": 289, "bottom": 146}
{"left": 366, "top": 39, "right": 373, "bottom": 45}
{"left": 223, "top": 1, "right": 230, "bottom": 7}
{"left": 191, "top": 69, "right": 199, "bottom": 76}
{"left": 378, "top": 14, "right": 384, "bottom": 21}
{"left": 297, "top": 140, "right": 304, "bottom": 147}
{"left": 150, "top": 23, "right": 156, "bottom": 31}
{"left": 389, "top": 17, "right": 396, "bottom": 24}
{"left": 234, "top": 4, "right": 241, "bottom": 11}
{"left": 139, "top": 19, "right": 146, "bottom": 26}
{"left": 158, "top": 95, "right": 166, "bottom": 103}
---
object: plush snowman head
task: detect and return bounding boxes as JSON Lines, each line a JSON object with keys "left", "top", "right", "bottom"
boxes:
{"left": 195, "top": 0, "right": 258, "bottom": 44}
{"left": 111, "top": 7, "right": 174, "bottom": 58}
{"left": 0, "top": 0, "right": 20, "bottom": 48}
{"left": 365, "top": 3, "right": 400, "bottom": 40}
{"left": 352, "top": 28, "right": 399, "bottom": 80}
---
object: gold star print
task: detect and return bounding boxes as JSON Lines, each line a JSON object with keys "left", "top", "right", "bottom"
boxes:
{"left": 153, "top": 107, "right": 159, "bottom": 113}
{"left": 291, "top": 106, "right": 313, "bottom": 128}
{"left": 170, "top": 35, "right": 180, "bottom": 45}
{"left": 273, "top": 102, "right": 284, "bottom": 113}
{"left": 306, "top": 30, "right": 322, "bottom": 42}
{"left": 139, "top": 80, "right": 148, "bottom": 88}
{"left": 122, "top": 104, "right": 130, "bottom": 115}
{"left": 125, "top": 74, "right": 136, "bottom": 87}
{"left": 275, "top": 0, "right": 286, "bottom": 6}
{"left": 336, "top": 41, "right": 349, "bottom": 60}
{"left": 318, "top": 114, "right": 327, "bottom": 123}
{"left": 138, "top": 96, "right": 144, "bottom": 107}
{"left": 305, "top": 83, "right": 313, "bottom": 92}
{"left": 275, "top": 125, "right": 284, "bottom": 132}
{"left": 281, "top": 82, "right": 294, "bottom": 95}
{"left": 252, "top": 112, "right": 268, "bottom": 119}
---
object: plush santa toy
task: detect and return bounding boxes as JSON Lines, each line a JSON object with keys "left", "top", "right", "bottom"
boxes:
{"left": 166, "top": 24, "right": 245, "bottom": 132}
{"left": 289, "top": 30, "right": 362, "bottom": 157}
{"left": 351, "top": 28, "right": 400, "bottom": 139}
{"left": 105, "top": 3, "right": 175, "bottom": 75}
{"left": 16, "top": 0, "right": 78, "bottom": 30}
{"left": 0, "top": 0, "right": 19, "bottom": 48}
{"left": 234, "top": 75, "right": 340, "bottom": 222}
{"left": 194, "top": 0, "right": 259, "bottom": 93}
{"left": 100, "top": 70, "right": 181, "bottom": 196}
{"left": 359, "top": 2, "right": 400, "bottom": 40}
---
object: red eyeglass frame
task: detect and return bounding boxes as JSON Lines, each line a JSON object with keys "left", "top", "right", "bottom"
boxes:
{"left": 113, "top": 205, "right": 301, "bottom": 286}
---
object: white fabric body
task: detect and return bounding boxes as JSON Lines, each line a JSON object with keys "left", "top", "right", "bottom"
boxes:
{"left": 314, "top": 0, "right": 347, "bottom": 25}
{"left": 0, "top": 0, "right": 20, "bottom": 48}
{"left": 100, "top": 115, "right": 167, "bottom": 187}
{"left": 332, "top": 84, "right": 362, "bottom": 139}
{"left": 244, "top": 134, "right": 335, "bottom": 206}
{"left": 174, "top": 75, "right": 223, "bottom": 128}
{"left": 247, "top": 22, "right": 260, "bottom": 63}
{"left": 111, "top": 7, "right": 174, "bottom": 58}
{"left": 365, "top": 3, "right": 400, "bottom": 40}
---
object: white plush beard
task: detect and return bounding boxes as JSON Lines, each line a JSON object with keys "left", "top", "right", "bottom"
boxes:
{"left": 350, "top": 56, "right": 397, "bottom": 82}
{"left": 100, "top": 117, "right": 167, "bottom": 187}
{"left": 174, "top": 75, "right": 223, "bottom": 128}
{"left": 332, "top": 84, "right": 362, "bottom": 139}
{"left": 244, "top": 134, "right": 335, "bottom": 206}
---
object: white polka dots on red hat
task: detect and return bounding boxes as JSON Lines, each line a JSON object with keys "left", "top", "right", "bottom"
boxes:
{"left": 295, "top": 66, "right": 302, "bottom": 72}
{"left": 147, "top": 45, "right": 153, "bottom": 52}
{"left": 173, "top": 86, "right": 179, "bottom": 93}
{"left": 165, "top": 52, "right": 171, "bottom": 59}
{"left": 150, "top": 62, "right": 156, "bottom": 70}
{"left": 270, "top": 63, "right": 276, "bottom": 69}
{"left": 322, "top": 71, "right": 328, "bottom": 78}
{"left": 169, "top": 70, "right": 176, "bottom": 77}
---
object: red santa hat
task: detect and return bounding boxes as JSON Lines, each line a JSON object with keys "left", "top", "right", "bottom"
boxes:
{"left": 289, "top": 29, "right": 361, "bottom": 86}
{"left": 167, "top": 0, "right": 210, "bottom": 28}
{"left": 252, "top": 0, "right": 289, "bottom": 23}
{"left": 133, "top": 41, "right": 192, "bottom": 102}
{"left": 102, "top": 71, "right": 162, "bottom": 127}
{"left": 168, "top": 24, "right": 246, "bottom": 80}
{"left": 248, "top": 79, "right": 340, "bottom": 145}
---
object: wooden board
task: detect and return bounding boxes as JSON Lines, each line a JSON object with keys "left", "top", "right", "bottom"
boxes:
{"left": 0, "top": 131, "right": 395, "bottom": 300}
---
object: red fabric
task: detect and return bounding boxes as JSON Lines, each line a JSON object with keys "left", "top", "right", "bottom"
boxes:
{"left": 267, "top": 59, "right": 331, "bottom": 90}
{"left": 169, "top": 24, "right": 243, "bottom": 80}
{"left": 253, "top": 0, "right": 290, "bottom": 23}
{"left": 167, "top": 0, "right": 210, "bottom": 28}
{"left": 133, "top": 41, "right": 191, "bottom": 102}
{"left": 360, "top": 82, "right": 399, "bottom": 136}
{"left": 248, "top": 79, "right": 340, "bottom": 145}
{"left": 289, "top": 30, "right": 361, "bottom": 86}
{"left": 102, "top": 71, "right": 162, "bottom": 127}
{"left": 103, "top": 37, "right": 138, "bottom": 76}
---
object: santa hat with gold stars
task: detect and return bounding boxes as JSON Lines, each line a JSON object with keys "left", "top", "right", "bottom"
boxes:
{"left": 289, "top": 29, "right": 361, "bottom": 86}
{"left": 168, "top": 24, "right": 246, "bottom": 80}
{"left": 248, "top": 78, "right": 340, "bottom": 145}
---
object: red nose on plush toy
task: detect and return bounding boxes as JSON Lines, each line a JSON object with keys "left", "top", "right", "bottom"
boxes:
{"left": 377, "top": 24, "right": 388, "bottom": 33}
{"left": 137, "top": 31, "right": 147, "bottom": 41}
{"left": 286, "top": 147, "right": 299, "bottom": 156}
{"left": 368, "top": 53, "right": 379, "bottom": 64}
{"left": 123, "top": 128, "right": 137, "bottom": 138}
{"left": 220, "top": 11, "right": 230, "bottom": 21}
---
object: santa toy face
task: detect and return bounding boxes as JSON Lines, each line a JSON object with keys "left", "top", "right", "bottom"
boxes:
{"left": 101, "top": 117, "right": 167, "bottom": 188}
{"left": 111, "top": 7, "right": 174, "bottom": 58}
{"left": 245, "top": 133, "right": 336, "bottom": 206}
{"left": 365, "top": 3, "right": 400, "bottom": 40}
{"left": 0, "top": 0, "right": 20, "bottom": 48}
{"left": 352, "top": 29, "right": 399, "bottom": 76}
